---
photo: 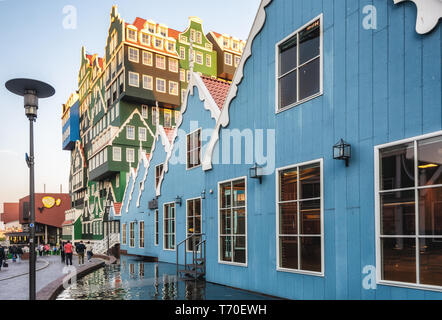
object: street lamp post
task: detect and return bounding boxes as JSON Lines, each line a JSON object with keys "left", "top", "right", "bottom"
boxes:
{"left": 5, "top": 78, "right": 55, "bottom": 301}
{"left": 104, "top": 199, "right": 113, "bottom": 255}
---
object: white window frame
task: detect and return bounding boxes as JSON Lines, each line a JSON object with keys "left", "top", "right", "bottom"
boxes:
{"left": 128, "top": 72, "right": 139, "bottom": 87}
{"left": 138, "top": 127, "right": 147, "bottom": 142}
{"left": 127, "top": 27, "right": 137, "bottom": 42}
{"left": 140, "top": 32, "right": 150, "bottom": 46}
{"left": 113, "top": 147, "right": 121, "bottom": 162}
{"left": 275, "top": 14, "right": 323, "bottom": 114}
{"left": 126, "top": 125, "right": 135, "bottom": 140}
{"left": 163, "top": 202, "right": 176, "bottom": 251}
{"left": 206, "top": 55, "right": 211, "bottom": 67}
{"left": 234, "top": 55, "right": 241, "bottom": 68}
{"left": 139, "top": 220, "right": 145, "bottom": 248}
{"left": 143, "top": 75, "right": 153, "bottom": 90}
{"left": 169, "top": 58, "right": 178, "bottom": 73}
{"left": 275, "top": 158, "right": 324, "bottom": 277}
{"left": 156, "top": 55, "right": 166, "bottom": 70}
{"left": 374, "top": 130, "right": 442, "bottom": 292}
{"left": 155, "top": 209, "right": 159, "bottom": 246}
{"left": 186, "top": 197, "right": 202, "bottom": 253}
{"left": 196, "top": 52, "right": 203, "bottom": 65}
{"left": 128, "top": 47, "right": 139, "bottom": 63}
{"left": 126, "top": 148, "right": 135, "bottom": 163}
{"left": 224, "top": 52, "right": 233, "bottom": 66}
{"left": 169, "top": 81, "right": 179, "bottom": 96}
{"left": 180, "top": 69, "right": 186, "bottom": 82}
{"left": 141, "top": 105, "right": 148, "bottom": 119}
{"left": 186, "top": 128, "right": 202, "bottom": 170}
{"left": 154, "top": 38, "right": 163, "bottom": 49}
{"left": 217, "top": 176, "right": 248, "bottom": 267}
{"left": 122, "top": 223, "right": 127, "bottom": 245}
{"left": 156, "top": 78, "right": 166, "bottom": 93}
{"left": 142, "top": 51, "right": 153, "bottom": 66}
{"left": 180, "top": 47, "right": 186, "bottom": 59}
{"left": 163, "top": 109, "right": 172, "bottom": 128}
{"left": 129, "top": 222, "right": 135, "bottom": 248}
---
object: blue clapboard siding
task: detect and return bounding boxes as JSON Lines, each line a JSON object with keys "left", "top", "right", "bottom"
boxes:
{"left": 120, "top": 0, "right": 442, "bottom": 300}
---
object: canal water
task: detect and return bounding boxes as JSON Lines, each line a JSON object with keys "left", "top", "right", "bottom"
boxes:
{"left": 57, "top": 255, "right": 274, "bottom": 300}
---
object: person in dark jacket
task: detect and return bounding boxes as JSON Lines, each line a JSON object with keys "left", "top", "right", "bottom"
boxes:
{"left": 76, "top": 241, "right": 86, "bottom": 265}
{"left": 60, "top": 242, "right": 65, "bottom": 263}
{"left": 0, "top": 246, "right": 5, "bottom": 271}
{"left": 16, "top": 246, "right": 23, "bottom": 263}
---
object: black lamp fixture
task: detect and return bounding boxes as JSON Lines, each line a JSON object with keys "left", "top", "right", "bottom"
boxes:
{"left": 201, "top": 189, "right": 206, "bottom": 199}
{"left": 249, "top": 162, "right": 263, "bottom": 184}
{"left": 5, "top": 78, "right": 55, "bottom": 301}
{"left": 333, "top": 139, "right": 351, "bottom": 167}
{"left": 175, "top": 195, "right": 182, "bottom": 207}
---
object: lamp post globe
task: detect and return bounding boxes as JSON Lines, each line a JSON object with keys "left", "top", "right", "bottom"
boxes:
{"left": 5, "top": 78, "right": 55, "bottom": 301}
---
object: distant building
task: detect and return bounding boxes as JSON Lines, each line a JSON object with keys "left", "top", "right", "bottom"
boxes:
{"left": 0, "top": 203, "right": 21, "bottom": 230}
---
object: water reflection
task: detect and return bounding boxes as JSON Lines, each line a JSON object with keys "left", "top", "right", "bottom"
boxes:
{"left": 56, "top": 255, "right": 272, "bottom": 300}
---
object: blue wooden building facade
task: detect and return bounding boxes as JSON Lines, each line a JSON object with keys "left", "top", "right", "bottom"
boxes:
{"left": 117, "top": 0, "right": 442, "bottom": 299}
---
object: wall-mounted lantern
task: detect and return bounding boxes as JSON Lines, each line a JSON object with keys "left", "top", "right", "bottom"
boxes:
{"left": 249, "top": 163, "right": 263, "bottom": 184}
{"left": 333, "top": 139, "right": 351, "bottom": 167}
{"left": 201, "top": 189, "right": 206, "bottom": 199}
{"left": 175, "top": 196, "right": 182, "bottom": 207}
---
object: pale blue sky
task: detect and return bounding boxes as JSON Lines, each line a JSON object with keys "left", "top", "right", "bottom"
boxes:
{"left": 0, "top": 0, "right": 261, "bottom": 211}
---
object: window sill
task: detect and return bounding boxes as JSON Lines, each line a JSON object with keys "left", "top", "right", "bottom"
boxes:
{"left": 276, "top": 91, "right": 323, "bottom": 115}
{"left": 218, "top": 260, "right": 248, "bottom": 268}
{"left": 377, "top": 280, "right": 442, "bottom": 293}
{"left": 276, "top": 267, "right": 324, "bottom": 277}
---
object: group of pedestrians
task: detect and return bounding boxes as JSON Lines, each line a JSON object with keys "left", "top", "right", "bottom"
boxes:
{"left": 0, "top": 245, "right": 26, "bottom": 271}
{"left": 37, "top": 243, "right": 56, "bottom": 256}
{"left": 60, "top": 241, "right": 94, "bottom": 266}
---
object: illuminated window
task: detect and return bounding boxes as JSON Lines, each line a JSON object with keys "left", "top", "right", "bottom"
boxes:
{"left": 169, "top": 81, "right": 178, "bottom": 96}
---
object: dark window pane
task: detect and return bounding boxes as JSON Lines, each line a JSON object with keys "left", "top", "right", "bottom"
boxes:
{"left": 220, "top": 236, "right": 232, "bottom": 262}
{"left": 280, "top": 168, "right": 297, "bottom": 201}
{"left": 380, "top": 191, "right": 415, "bottom": 235}
{"left": 418, "top": 136, "right": 442, "bottom": 186}
{"left": 419, "top": 238, "right": 442, "bottom": 286}
{"left": 279, "top": 35, "right": 297, "bottom": 75}
{"left": 220, "top": 183, "right": 231, "bottom": 208}
{"left": 419, "top": 187, "right": 442, "bottom": 235}
{"left": 299, "top": 163, "right": 320, "bottom": 199}
{"left": 300, "top": 200, "right": 321, "bottom": 235}
{"left": 300, "top": 236, "right": 321, "bottom": 272}
{"left": 299, "top": 57, "right": 320, "bottom": 101}
{"left": 299, "top": 20, "right": 320, "bottom": 65}
{"left": 233, "top": 179, "right": 246, "bottom": 207}
{"left": 279, "top": 70, "right": 297, "bottom": 109}
{"left": 233, "top": 236, "right": 246, "bottom": 263}
{"left": 279, "top": 202, "right": 297, "bottom": 235}
{"left": 233, "top": 208, "right": 246, "bottom": 235}
{"left": 279, "top": 236, "right": 298, "bottom": 269}
{"left": 380, "top": 143, "right": 415, "bottom": 191}
{"left": 187, "top": 217, "right": 194, "bottom": 233}
{"left": 194, "top": 199, "right": 201, "bottom": 216}
{"left": 194, "top": 217, "right": 201, "bottom": 234}
{"left": 220, "top": 209, "right": 231, "bottom": 235}
{"left": 381, "top": 238, "right": 416, "bottom": 283}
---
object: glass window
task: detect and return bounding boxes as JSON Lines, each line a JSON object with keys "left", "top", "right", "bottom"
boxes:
{"left": 129, "top": 222, "right": 135, "bottom": 247}
{"left": 219, "top": 178, "right": 247, "bottom": 264}
{"left": 155, "top": 210, "right": 159, "bottom": 246}
{"left": 186, "top": 129, "right": 201, "bottom": 169}
{"left": 187, "top": 198, "right": 202, "bottom": 251}
{"left": 128, "top": 47, "right": 139, "bottom": 63}
{"left": 169, "top": 58, "right": 178, "bottom": 73}
{"left": 127, "top": 29, "right": 137, "bottom": 42}
{"left": 164, "top": 203, "right": 175, "bottom": 250}
{"left": 126, "top": 125, "right": 135, "bottom": 140}
{"left": 156, "top": 79, "right": 166, "bottom": 93}
{"left": 140, "top": 33, "right": 150, "bottom": 45}
{"left": 141, "top": 105, "right": 148, "bottom": 119}
{"left": 142, "top": 51, "right": 153, "bottom": 66}
{"left": 128, "top": 72, "right": 139, "bottom": 87}
{"left": 126, "top": 148, "right": 135, "bottom": 163}
{"left": 155, "top": 164, "right": 164, "bottom": 188}
{"left": 164, "top": 110, "right": 172, "bottom": 127}
{"left": 139, "top": 127, "right": 147, "bottom": 141}
{"left": 143, "top": 75, "right": 153, "bottom": 90}
{"left": 277, "top": 19, "right": 321, "bottom": 110}
{"left": 378, "top": 134, "right": 442, "bottom": 287}
{"left": 156, "top": 55, "right": 166, "bottom": 69}
{"left": 277, "top": 162, "right": 322, "bottom": 273}
{"left": 113, "top": 147, "right": 121, "bottom": 161}
{"left": 169, "top": 81, "right": 178, "bottom": 96}
{"left": 224, "top": 53, "right": 232, "bottom": 66}
{"left": 122, "top": 223, "right": 127, "bottom": 245}
{"left": 139, "top": 221, "right": 144, "bottom": 248}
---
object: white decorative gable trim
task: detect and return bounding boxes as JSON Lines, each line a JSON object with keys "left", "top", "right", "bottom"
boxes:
{"left": 202, "top": 0, "right": 273, "bottom": 171}
{"left": 394, "top": 0, "right": 442, "bottom": 34}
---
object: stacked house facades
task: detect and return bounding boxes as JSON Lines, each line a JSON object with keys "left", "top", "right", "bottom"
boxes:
{"left": 61, "top": 5, "right": 244, "bottom": 251}
{"left": 119, "top": 0, "right": 442, "bottom": 300}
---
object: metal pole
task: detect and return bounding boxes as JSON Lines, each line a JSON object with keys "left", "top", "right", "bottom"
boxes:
{"left": 107, "top": 219, "right": 110, "bottom": 255}
{"left": 29, "top": 117, "right": 36, "bottom": 301}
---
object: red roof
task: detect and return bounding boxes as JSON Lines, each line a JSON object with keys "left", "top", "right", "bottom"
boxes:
{"left": 62, "top": 220, "right": 73, "bottom": 226}
{"left": 201, "top": 76, "right": 231, "bottom": 110}
{"left": 163, "top": 127, "right": 175, "bottom": 143}
{"left": 113, "top": 202, "right": 122, "bottom": 214}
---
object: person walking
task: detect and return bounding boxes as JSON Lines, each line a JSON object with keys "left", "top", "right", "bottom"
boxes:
{"left": 86, "top": 242, "right": 93, "bottom": 262}
{"left": 38, "top": 244, "right": 43, "bottom": 257}
{"left": 16, "top": 246, "right": 23, "bottom": 263}
{"left": 60, "top": 242, "right": 65, "bottom": 263}
{"left": 64, "top": 241, "right": 73, "bottom": 266}
{"left": 76, "top": 241, "right": 86, "bottom": 265}
{"left": 0, "top": 246, "right": 5, "bottom": 271}
{"left": 11, "top": 246, "right": 17, "bottom": 263}
{"left": 44, "top": 243, "right": 50, "bottom": 256}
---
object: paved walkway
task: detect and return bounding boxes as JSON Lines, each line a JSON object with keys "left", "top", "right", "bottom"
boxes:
{"left": 0, "top": 255, "right": 101, "bottom": 300}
